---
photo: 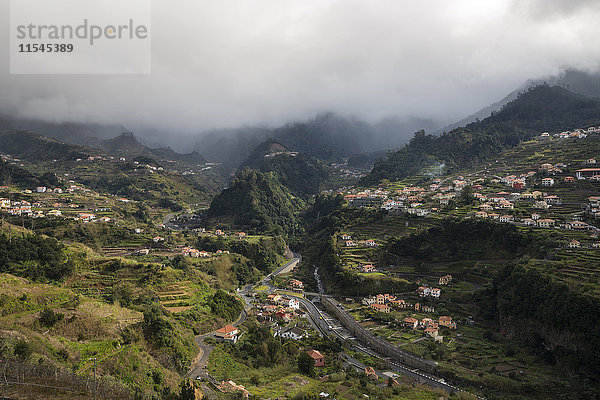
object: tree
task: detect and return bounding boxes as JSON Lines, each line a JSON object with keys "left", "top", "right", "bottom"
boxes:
{"left": 297, "top": 352, "right": 314, "bottom": 377}
{"left": 178, "top": 379, "right": 196, "bottom": 400}
{"left": 39, "top": 308, "right": 64, "bottom": 327}
{"left": 459, "top": 185, "right": 476, "bottom": 205}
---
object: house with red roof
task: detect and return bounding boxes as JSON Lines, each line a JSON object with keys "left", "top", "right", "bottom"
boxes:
{"left": 307, "top": 350, "right": 324, "bottom": 367}
{"left": 402, "top": 317, "right": 418, "bottom": 329}
{"left": 370, "top": 303, "right": 390, "bottom": 313}
{"left": 215, "top": 325, "right": 239, "bottom": 343}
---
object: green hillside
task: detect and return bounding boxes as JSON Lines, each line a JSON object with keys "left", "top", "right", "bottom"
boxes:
{"left": 0, "top": 130, "right": 92, "bottom": 161}
{"left": 206, "top": 168, "right": 304, "bottom": 239}
{"left": 239, "top": 139, "right": 333, "bottom": 198}
{"left": 0, "top": 159, "right": 52, "bottom": 188}
{"left": 362, "top": 85, "right": 600, "bottom": 185}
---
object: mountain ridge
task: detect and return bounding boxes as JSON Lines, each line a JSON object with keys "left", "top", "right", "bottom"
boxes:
{"left": 361, "top": 85, "right": 600, "bottom": 185}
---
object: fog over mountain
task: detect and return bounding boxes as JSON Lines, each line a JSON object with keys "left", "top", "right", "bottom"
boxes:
{"left": 1, "top": 0, "right": 600, "bottom": 150}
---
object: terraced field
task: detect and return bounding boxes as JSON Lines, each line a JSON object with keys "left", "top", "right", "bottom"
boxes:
{"left": 155, "top": 282, "right": 195, "bottom": 313}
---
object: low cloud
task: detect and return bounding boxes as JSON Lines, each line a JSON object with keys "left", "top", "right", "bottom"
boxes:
{"left": 1, "top": 0, "right": 599, "bottom": 138}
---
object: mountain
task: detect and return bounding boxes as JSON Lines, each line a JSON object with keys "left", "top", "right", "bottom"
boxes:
{"left": 238, "top": 139, "right": 333, "bottom": 198}
{"left": 98, "top": 132, "right": 206, "bottom": 166}
{"left": 362, "top": 85, "right": 600, "bottom": 185}
{"left": 346, "top": 149, "right": 388, "bottom": 169}
{"left": 439, "top": 68, "right": 600, "bottom": 133}
{"left": 0, "top": 130, "right": 215, "bottom": 206}
{"left": 0, "top": 115, "right": 125, "bottom": 147}
{"left": 0, "top": 117, "right": 207, "bottom": 168}
{"left": 205, "top": 168, "right": 304, "bottom": 239}
{"left": 196, "top": 113, "right": 439, "bottom": 167}
{"left": 0, "top": 130, "right": 93, "bottom": 161}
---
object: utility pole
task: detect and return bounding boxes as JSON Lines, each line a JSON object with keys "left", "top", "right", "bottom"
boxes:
{"left": 89, "top": 357, "right": 97, "bottom": 400}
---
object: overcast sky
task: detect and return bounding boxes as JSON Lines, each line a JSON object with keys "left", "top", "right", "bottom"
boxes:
{"left": 1, "top": 0, "right": 600, "bottom": 137}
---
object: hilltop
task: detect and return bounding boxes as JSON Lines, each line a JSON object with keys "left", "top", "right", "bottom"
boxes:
{"left": 239, "top": 139, "right": 333, "bottom": 198}
{"left": 205, "top": 168, "right": 304, "bottom": 239}
{"left": 196, "top": 113, "right": 438, "bottom": 167}
{"left": 362, "top": 85, "right": 600, "bottom": 185}
{"left": 99, "top": 132, "right": 207, "bottom": 167}
{"left": 0, "top": 130, "right": 92, "bottom": 161}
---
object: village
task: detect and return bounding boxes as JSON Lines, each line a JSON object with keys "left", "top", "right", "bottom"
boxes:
{"left": 330, "top": 126, "right": 600, "bottom": 251}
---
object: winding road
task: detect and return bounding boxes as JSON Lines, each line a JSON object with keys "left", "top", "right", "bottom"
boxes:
{"left": 185, "top": 254, "right": 294, "bottom": 381}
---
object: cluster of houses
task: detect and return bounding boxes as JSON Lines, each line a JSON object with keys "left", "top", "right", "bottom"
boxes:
{"left": 417, "top": 286, "right": 442, "bottom": 298}
{"left": 333, "top": 140, "right": 600, "bottom": 237}
{"left": 362, "top": 293, "right": 436, "bottom": 314}
{"left": 210, "top": 229, "right": 247, "bottom": 239}
{"left": 330, "top": 163, "right": 368, "bottom": 179}
{"left": 539, "top": 126, "right": 600, "bottom": 140}
{"left": 0, "top": 197, "right": 117, "bottom": 223}
{"left": 254, "top": 293, "right": 302, "bottom": 324}
{"left": 402, "top": 315, "right": 456, "bottom": 342}
{"left": 264, "top": 150, "right": 299, "bottom": 158}
{"left": 475, "top": 208, "right": 599, "bottom": 235}
{"left": 288, "top": 279, "right": 304, "bottom": 292}
{"left": 340, "top": 234, "right": 377, "bottom": 248}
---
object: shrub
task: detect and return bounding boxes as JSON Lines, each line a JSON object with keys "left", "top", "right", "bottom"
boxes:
{"left": 13, "top": 339, "right": 32, "bottom": 359}
{"left": 39, "top": 308, "right": 64, "bottom": 327}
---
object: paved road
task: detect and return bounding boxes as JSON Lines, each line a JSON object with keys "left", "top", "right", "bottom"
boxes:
{"left": 187, "top": 303, "right": 250, "bottom": 380}
{"left": 187, "top": 333, "right": 214, "bottom": 380}
{"left": 260, "top": 254, "right": 301, "bottom": 285}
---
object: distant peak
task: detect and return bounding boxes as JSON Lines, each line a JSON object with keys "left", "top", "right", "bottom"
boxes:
{"left": 266, "top": 141, "right": 288, "bottom": 154}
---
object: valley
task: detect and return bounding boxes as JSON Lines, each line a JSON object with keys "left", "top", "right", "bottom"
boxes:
{"left": 1, "top": 85, "right": 600, "bottom": 399}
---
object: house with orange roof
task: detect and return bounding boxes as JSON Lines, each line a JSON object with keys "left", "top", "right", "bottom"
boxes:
{"left": 537, "top": 219, "right": 555, "bottom": 228}
{"left": 362, "top": 264, "right": 376, "bottom": 273}
{"left": 215, "top": 325, "right": 239, "bottom": 343}
{"left": 402, "top": 317, "right": 418, "bottom": 329}
{"left": 389, "top": 298, "right": 405, "bottom": 308}
{"left": 307, "top": 350, "right": 324, "bottom": 367}
{"left": 365, "top": 366, "right": 378, "bottom": 381}
{"left": 438, "top": 275, "right": 452, "bottom": 285}
{"left": 424, "top": 326, "right": 440, "bottom": 338}
{"left": 370, "top": 303, "right": 390, "bottom": 313}
{"left": 289, "top": 279, "right": 304, "bottom": 289}
{"left": 438, "top": 316, "right": 456, "bottom": 329}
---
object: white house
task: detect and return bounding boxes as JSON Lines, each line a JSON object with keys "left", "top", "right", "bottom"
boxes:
{"left": 280, "top": 297, "right": 300, "bottom": 310}
{"left": 215, "top": 325, "right": 239, "bottom": 343}
{"left": 280, "top": 326, "right": 305, "bottom": 340}
{"left": 541, "top": 178, "right": 555, "bottom": 187}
